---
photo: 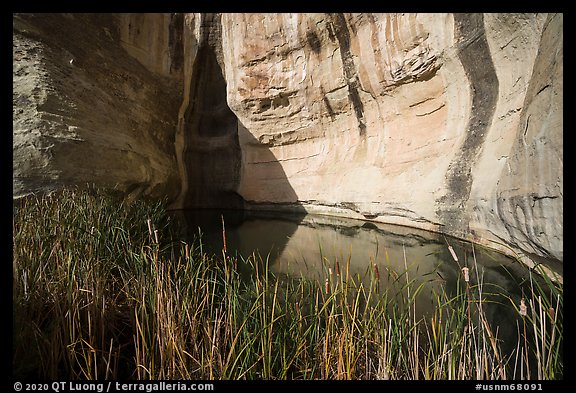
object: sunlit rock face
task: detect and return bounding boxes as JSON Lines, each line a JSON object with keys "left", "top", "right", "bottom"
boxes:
{"left": 13, "top": 13, "right": 562, "bottom": 267}
{"left": 218, "top": 13, "right": 562, "bottom": 265}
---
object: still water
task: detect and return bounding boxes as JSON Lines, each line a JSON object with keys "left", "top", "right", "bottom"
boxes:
{"left": 171, "top": 209, "right": 536, "bottom": 343}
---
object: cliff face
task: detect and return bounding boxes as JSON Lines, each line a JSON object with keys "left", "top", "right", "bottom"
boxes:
{"left": 13, "top": 13, "right": 563, "bottom": 267}
{"left": 216, "top": 13, "right": 562, "bottom": 265}
{"left": 13, "top": 14, "right": 183, "bottom": 200}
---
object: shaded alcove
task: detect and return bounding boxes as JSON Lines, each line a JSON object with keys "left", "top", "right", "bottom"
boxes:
{"left": 173, "top": 13, "right": 306, "bottom": 268}
{"left": 177, "top": 13, "right": 304, "bottom": 211}
{"left": 179, "top": 41, "right": 243, "bottom": 209}
{"left": 174, "top": 106, "right": 307, "bottom": 272}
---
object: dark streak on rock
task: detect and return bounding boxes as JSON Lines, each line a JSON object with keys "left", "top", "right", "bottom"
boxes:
{"left": 327, "top": 13, "right": 366, "bottom": 136}
{"left": 496, "top": 195, "right": 555, "bottom": 258}
{"left": 325, "top": 21, "right": 336, "bottom": 42}
{"left": 536, "top": 84, "right": 550, "bottom": 96}
{"left": 523, "top": 114, "right": 531, "bottom": 138}
{"left": 168, "top": 13, "right": 184, "bottom": 73}
{"left": 321, "top": 86, "right": 336, "bottom": 120}
{"left": 436, "top": 13, "right": 499, "bottom": 236}
{"left": 306, "top": 29, "right": 322, "bottom": 54}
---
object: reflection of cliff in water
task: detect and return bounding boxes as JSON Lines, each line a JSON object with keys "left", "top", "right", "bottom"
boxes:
{"left": 172, "top": 209, "right": 538, "bottom": 357}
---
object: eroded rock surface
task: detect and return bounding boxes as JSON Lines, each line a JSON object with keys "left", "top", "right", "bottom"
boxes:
{"left": 13, "top": 13, "right": 563, "bottom": 268}
{"left": 216, "top": 13, "right": 563, "bottom": 267}
{"left": 13, "top": 13, "right": 182, "bottom": 200}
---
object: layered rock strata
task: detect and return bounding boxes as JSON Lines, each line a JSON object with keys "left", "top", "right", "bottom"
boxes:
{"left": 13, "top": 13, "right": 563, "bottom": 273}
{"left": 217, "top": 13, "right": 562, "bottom": 271}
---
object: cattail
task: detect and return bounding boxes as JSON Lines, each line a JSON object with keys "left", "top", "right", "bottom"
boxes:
{"left": 146, "top": 219, "right": 153, "bottom": 237}
{"left": 185, "top": 244, "right": 190, "bottom": 260}
{"left": 221, "top": 215, "right": 227, "bottom": 254}
{"left": 335, "top": 260, "right": 340, "bottom": 276}
{"left": 462, "top": 266, "right": 470, "bottom": 282}
{"left": 549, "top": 307, "right": 555, "bottom": 321}
{"left": 296, "top": 302, "right": 302, "bottom": 327}
{"left": 325, "top": 278, "right": 330, "bottom": 294}
{"left": 22, "top": 270, "right": 28, "bottom": 299}
{"left": 374, "top": 264, "right": 380, "bottom": 281}
{"left": 448, "top": 245, "right": 458, "bottom": 262}
{"left": 519, "top": 298, "right": 527, "bottom": 317}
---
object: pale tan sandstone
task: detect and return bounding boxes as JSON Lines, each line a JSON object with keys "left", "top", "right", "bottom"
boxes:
{"left": 13, "top": 13, "right": 183, "bottom": 200}
{"left": 217, "top": 13, "right": 562, "bottom": 270}
{"left": 13, "top": 13, "right": 562, "bottom": 273}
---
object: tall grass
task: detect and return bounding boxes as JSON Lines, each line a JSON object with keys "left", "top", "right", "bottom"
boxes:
{"left": 13, "top": 188, "right": 563, "bottom": 379}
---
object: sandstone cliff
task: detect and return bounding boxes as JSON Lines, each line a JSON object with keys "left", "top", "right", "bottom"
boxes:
{"left": 13, "top": 13, "right": 563, "bottom": 271}
{"left": 13, "top": 14, "right": 183, "bottom": 200}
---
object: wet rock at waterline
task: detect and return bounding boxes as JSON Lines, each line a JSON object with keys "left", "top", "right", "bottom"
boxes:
{"left": 13, "top": 13, "right": 563, "bottom": 272}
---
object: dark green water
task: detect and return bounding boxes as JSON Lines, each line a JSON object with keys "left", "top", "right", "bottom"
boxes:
{"left": 173, "top": 210, "right": 562, "bottom": 375}
{"left": 170, "top": 208, "right": 558, "bottom": 372}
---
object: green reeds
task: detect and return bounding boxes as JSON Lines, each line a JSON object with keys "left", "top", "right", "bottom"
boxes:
{"left": 13, "top": 188, "right": 563, "bottom": 380}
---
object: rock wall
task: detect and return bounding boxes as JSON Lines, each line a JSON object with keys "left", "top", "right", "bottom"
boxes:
{"left": 217, "top": 13, "right": 563, "bottom": 268}
{"left": 13, "top": 13, "right": 562, "bottom": 269}
{"left": 172, "top": 14, "right": 245, "bottom": 209}
{"left": 13, "top": 13, "right": 183, "bottom": 200}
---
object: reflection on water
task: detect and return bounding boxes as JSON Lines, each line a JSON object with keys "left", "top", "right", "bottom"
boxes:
{"left": 171, "top": 209, "right": 536, "bottom": 354}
